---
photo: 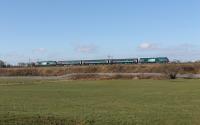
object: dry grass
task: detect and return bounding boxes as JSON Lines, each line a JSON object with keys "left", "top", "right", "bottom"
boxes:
{"left": 0, "top": 63, "right": 200, "bottom": 77}
{"left": 67, "top": 74, "right": 166, "bottom": 80}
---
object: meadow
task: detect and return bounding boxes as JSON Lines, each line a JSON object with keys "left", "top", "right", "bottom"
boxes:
{"left": 0, "top": 78, "right": 200, "bottom": 125}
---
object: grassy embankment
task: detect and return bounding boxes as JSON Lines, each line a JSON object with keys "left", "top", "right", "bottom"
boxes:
{"left": 1, "top": 79, "right": 200, "bottom": 125}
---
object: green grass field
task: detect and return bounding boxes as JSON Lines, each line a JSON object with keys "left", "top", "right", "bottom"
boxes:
{"left": 0, "top": 78, "right": 200, "bottom": 125}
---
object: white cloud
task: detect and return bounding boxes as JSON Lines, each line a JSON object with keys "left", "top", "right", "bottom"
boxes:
{"left": 138, "top": 42, "right": 157, "bottom": 50}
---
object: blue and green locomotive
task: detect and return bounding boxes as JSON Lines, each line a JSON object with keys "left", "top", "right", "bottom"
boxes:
{"left": 139, "top": 57, "right": 169, "bottom": 64}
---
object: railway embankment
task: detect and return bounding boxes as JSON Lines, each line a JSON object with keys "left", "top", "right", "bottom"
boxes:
{"left": 0, "top": 63, "right": 200, "bottom": 80}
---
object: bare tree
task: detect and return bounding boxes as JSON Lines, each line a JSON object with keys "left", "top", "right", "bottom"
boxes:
{"left": 162, "top": 64, "right": 182, "bottom": 79}
{"left": 0, "top": 60, "right": 5, "bottom": 68}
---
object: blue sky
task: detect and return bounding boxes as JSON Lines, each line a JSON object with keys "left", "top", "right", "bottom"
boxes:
{"left": 0, "top": 0, "right": 200, "bottom": 64}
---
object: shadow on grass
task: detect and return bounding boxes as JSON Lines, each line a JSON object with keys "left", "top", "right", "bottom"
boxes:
{"left": 0, "top": 115, "right": 95, "bottom": 125}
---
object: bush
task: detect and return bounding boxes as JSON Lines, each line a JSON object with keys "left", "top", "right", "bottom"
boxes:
{"left": 162, "top": 64, "right": 182, "bottom": 79}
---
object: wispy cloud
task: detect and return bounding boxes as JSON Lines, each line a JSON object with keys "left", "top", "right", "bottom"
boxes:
{"left": 160, "top": 43, "right": 200, "bottom": 59}
{"left": 32, "top": 48, "right": 47, "bottom": 53}
{"left": 137, "top": 42, "right": 200, "bottom": 61}
{"left": 1, "top": 52, "right": 28, "bottom": 64}
{"left": 74, "top": 44, "right": 97, "bottom": 53}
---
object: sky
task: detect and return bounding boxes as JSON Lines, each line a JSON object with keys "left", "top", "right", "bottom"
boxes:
{"left": 0, "top": 0, "right": 200, "bottom": 64}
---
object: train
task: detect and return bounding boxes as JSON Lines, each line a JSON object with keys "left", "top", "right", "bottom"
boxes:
{"left": 35, "top": 57, "right": 169, "bottom": 67}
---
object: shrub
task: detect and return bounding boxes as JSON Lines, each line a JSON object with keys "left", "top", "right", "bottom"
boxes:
{"left": 162, "top": 64, "right": 182, "bottom": 79}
